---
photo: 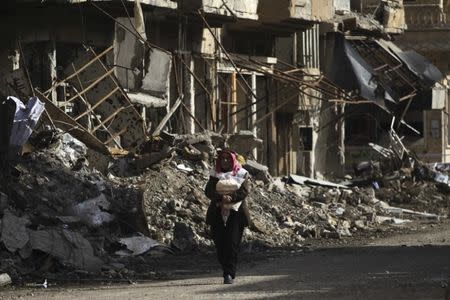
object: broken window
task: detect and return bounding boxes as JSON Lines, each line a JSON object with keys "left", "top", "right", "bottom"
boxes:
{"left": 299, "top": 127, "right": 313, "bottom": 151}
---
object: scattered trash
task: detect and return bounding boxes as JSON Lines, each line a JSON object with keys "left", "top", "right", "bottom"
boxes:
{"left": 8, "top": 96, "right": 45, "bottom": 150}
{"left": 26, "top": 279, "right": 48, "bottom": 289}
{"left": 176, "top": 164, "right": 194, "bottom": 173}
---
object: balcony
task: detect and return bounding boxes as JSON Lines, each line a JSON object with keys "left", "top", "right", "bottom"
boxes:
{"left": 404, "top": 4, "right": 447, "bottom": 29}
{"left": 16, "top": 0, "right": 179, "bottom": 9}
{"left": 180, "top": 0, "right": 259, "bottom": 20}
{"left": 258, "top": 0, "right": 334, "bottom": 25}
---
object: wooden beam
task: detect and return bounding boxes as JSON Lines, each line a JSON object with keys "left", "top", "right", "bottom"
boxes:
{"left": 75, "top": 87, "right": 120, "bottom": 121}
{"left": 64, "top": 69, "right": 114, "bottom": 103}
{"left": 231, "top": 72, "right": 237, "bottom": 132}
{"left": 152, "top": 96, "right": 184, "bottom": 137}
{"left": 45, "top": 46, "right": 113, "bottom": 94}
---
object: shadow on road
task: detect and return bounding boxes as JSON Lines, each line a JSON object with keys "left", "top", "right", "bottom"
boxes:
{"left": 197, "top": 245, "right": 450, "bottom": 299}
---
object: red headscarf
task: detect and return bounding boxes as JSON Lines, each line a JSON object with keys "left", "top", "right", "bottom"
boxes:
{"left": 215, "top": 149, "right": 241, "bottom": 176}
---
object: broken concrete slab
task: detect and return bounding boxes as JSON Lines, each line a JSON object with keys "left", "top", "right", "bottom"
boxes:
{"left": 226, "top": 130, "right": 263, "bottom": 157}
{"left": 0, "top": 273, "right": 11, "bottom": 287}
{"left": 62, "top": 230, "right": 103, "bottom": 271}
{"left": 67, "top": 194, "right": 115, "bottom": 228}
{"left": 243, "top": 160, "right": 271, "bottom": 183}
{"left": 1, "top": 211, "right": 30, "bottom": 253}
{"left": 141, "top": 48, "right": 172, "bottom": 100}
{"left": 115, "top": 236, "right": 160, "bottom": 256}
{"left": 288, "top": 175, "right": 349, "bottom": 189}
{"left": 29, "top": 229, "right": 103, "bottom": 272}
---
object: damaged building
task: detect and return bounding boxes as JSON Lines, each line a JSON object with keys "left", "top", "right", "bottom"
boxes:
{"left": 3, "top": 0, "right": 450, "bottom": 283}
{"left": 0, "top": 0, "right": 445, "bottom": 177}
{"left": 344, "top": 0, "right": 448, "bottom": 167}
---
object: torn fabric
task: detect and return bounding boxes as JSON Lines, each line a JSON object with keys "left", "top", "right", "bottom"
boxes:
{"left": 8, "top": 96, "right": 45, "bottom": 148}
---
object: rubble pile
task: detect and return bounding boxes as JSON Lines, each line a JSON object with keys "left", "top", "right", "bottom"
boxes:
{"left": 0, "top": 127, "right": 449, "bottom": 283}
{"left": 0, "top": 132, "right": 156, "bottom": 282}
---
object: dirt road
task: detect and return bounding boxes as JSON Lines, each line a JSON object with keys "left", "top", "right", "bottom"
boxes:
{"left": 2, "top": 225, "right": 450, "bottom": 300}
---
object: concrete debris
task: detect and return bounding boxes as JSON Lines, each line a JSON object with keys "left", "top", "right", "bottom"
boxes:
{"left": 226, "top": 131, "right": 263, "bottom": 157}
{"left": 115, "top": 236, "right": 160, "bottom": 256}
{"left": 1, "top": 113, "right": 450, "bottom": 283}
{"left": 0, "top": 273, "right": 11, "bottom": 287}
{"left": 1, "top": 211, "right": 30, "bottom": 253}
{"left": 55, "top": 133, "right": 88, "bottom": 169}
{"left": 243, "top": 160, "right": 271, "bottom": 183}
{"left": 67, "top": 194, "right": 115, "bottom": 228}
{"left": 172, "top": 222, "right": 196, "bottom": 251}
{"left": 29, "top": 229, "right": 103, "bottom": 272}
{"left": 288, "top": 175, "right": 349, "bottom": 189}
{"left": 374, "top": 0, "right": 406, "bottom": 34}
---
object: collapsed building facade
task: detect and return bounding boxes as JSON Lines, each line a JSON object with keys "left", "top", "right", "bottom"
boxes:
{"left": 3, "top": 1, "right": 450, "bottom": 282}
{"left": 0, "top": 0, "right": 445, "bottom": 178}
{"left": 345, "top": 0, "right": 449, "bottom": 166}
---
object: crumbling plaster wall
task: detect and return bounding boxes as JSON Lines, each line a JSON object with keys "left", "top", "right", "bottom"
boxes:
{"left": 202, "top": 0, "right": 259, "bottom": 20}
{"left": 258, "top": 0, "right": 314, "bottom": 21}
{"left": 421, "top": 109, "right": 446, "bottom": 162}
{"left": 334, "top": 0, "right": 351, "bottom": 13}
{"left": 63, "top": 0, "right": 178, "bottom": 9}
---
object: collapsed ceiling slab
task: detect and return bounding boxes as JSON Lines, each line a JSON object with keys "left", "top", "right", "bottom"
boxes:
{"left": 325, "top": 33, "right": 443, "bottom": 108}
{"left": 42, "top": 46, "right": 147, "bottom": 153}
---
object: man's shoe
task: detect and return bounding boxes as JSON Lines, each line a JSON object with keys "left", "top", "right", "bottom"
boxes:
{"left": 223, "top": 274, "right": 233, "bottom": 284}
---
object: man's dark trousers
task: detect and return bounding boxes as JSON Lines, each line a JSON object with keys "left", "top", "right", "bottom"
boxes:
{"left": 211, "top": 209, "right": 244, "bottom": 279}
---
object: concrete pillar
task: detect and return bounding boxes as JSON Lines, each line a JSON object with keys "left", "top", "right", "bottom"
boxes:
{"left": 47, "top": 40, "right": 57, "bottom": 104}
{"left": 311, "top": 117, "right": 319, "bottom": 178}
{"left": 338, "top": 103, "right": 346, "bottom": 172}
{"left": 185, "top": 55, "right": 195, "bottom": 134}
{"left": 231, "top": 72, "right": 237, "bottom": 133}
{"left": 211, "top": 61, "right": 218, "bottom": 131}
{"left": 251, "top": 72, "right": 257, "bottom": 159}
{"left": 268, "top": 79, "right": 278, "bottom": 176}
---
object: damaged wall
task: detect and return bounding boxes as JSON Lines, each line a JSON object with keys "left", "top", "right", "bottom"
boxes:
{"left": 182, "top": 0, "right": 259, "bottom": 20}
{"left": 251, "top": 0, "right": 334, "bottom": 25}
{"left": 358, "top": 0, "right": 406, "bottom": 34}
